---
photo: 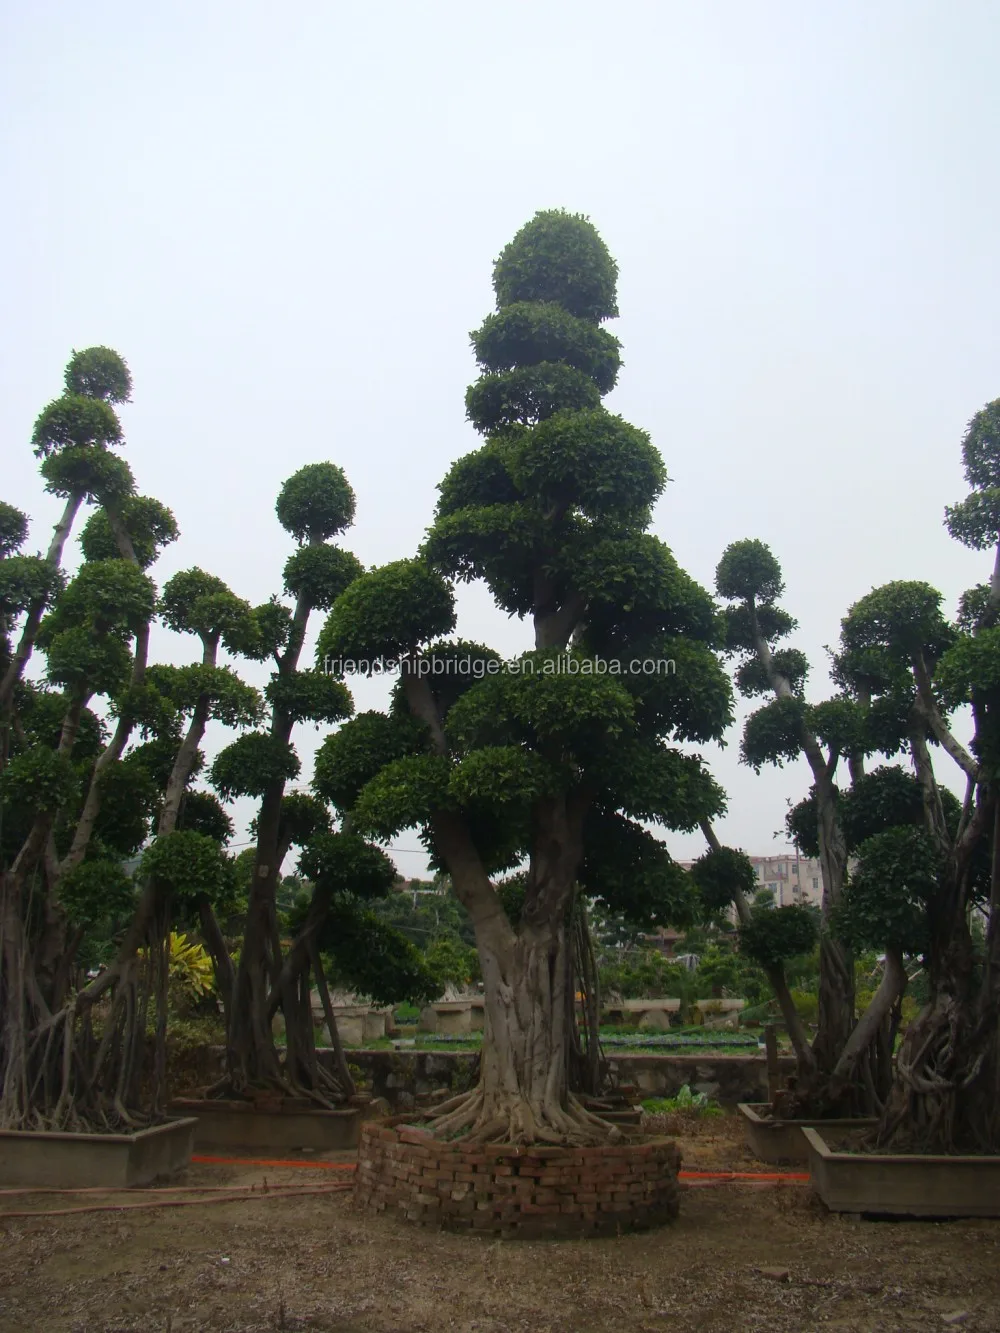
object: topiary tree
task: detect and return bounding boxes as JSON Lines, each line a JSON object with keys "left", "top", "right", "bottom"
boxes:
{"left": 312, "top": 211, "right": 732, "bottom": 1145}
{"left": 823, "top": 399, "right": 1000, "bottom": 1151}
{"left": 713, "top": 539, "right": 921, "bottom": 1115}
{"left": 0, "top": 352, "right": 259, "bottom": 1131}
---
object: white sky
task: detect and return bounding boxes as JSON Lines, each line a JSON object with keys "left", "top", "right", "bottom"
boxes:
{"left": 3, "top": 1, "right": 998, "bottom": 878}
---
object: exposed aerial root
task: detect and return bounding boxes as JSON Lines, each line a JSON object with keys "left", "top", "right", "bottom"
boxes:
{"left": 423, "top": 1085, "right": 623, "bottom": 1147}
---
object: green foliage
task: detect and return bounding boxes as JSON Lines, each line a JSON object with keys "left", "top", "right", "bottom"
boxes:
{"left": 276, "top": 791, "right": 331, "bottom": 848}
{"left": 44, "top": 627, "right": 132, "bottom": 695}
{"left": 317, "top": 559, "right": 456, "bottom": 664}
{"left": 63, "top": 347, "right": 132, "bottom": 403}
{"left": 740, "top": 695, "right": 806, "bottom": 771}
{"left": 40, "top": 446, "right": 134, "bottom": 502}
{"left": 449, "top": 746, "right": 560, "bottom": 808}
{"left": 722, "top": 603, "right": 797, "bottom": 654}
{"left": 0, "top": 502, "right": 29, "bottom": 557}
{"left": 297, "top": 830, "right": 397, "bottom": 898}
{"left": 472, "top": 300, "right": 621, "bottom": 392}
{"left": 92, "top": 758, "right": 160, "bottom": 856}
{"left": 786, "top": 788, "right": 823, "bottom": 857}
{"left": 321, "top": 900, "right": 439, "bottom": 1006}
{"left": 209, "top": 732, "right": 300, "bottom": 800}
{"left": 43, "top": 559, "right": 156, "bottom": 641}
{"left": 841, "top": 581, "right": 954, "bottom": 664}
{"left": 598, "top": 948, "right": 690, "bottom": 1000}
{"left": 140, "top": 829, "right": 229, "bottom": 902}
{"left": 264, "top": 669, "right": 353, "bottom": 725}
{"left": 838, "top": 766, "right": 924, "bottom": 852}
{"left": 839, "top": 826, "right": 940, "bottom": 954}
{"left": 31, "top": 394, "right": 123, "bottom": 457}
{"left": 79, "top": 497, "right": 178, "bottom": 569}
{"left": 599, "top": 741, "right": 725, "bottom": 831}
{"left": 159, "top": 569, "right": 254, "bottom": 643}
{"left": 425, "top": 935, "right": 480, "bottom": 990}
{"left": 735, "top": 648, "right": 808, "bottom": 697}
{"left": 642, "top": 1086, "right": 721, "bottom": 1116}
{"left": 582, "top": 814, "right": 698, "bottom": 929}
{"left": 715, "top": 539, "right": 784, "bottom": 604}
{"left": 807, "top": 697, "right": 866, "bottom": 756}
{"left": 2, "top": 747, "right": 78, "bottom": 812}
{"left": 145, "top": 664, "right": 264, "bottom": 728}
{"left": 493, "top": 209, "right": 619, "bottom": 322}
{"left": 739, "top": 903, "right": 818, "bottom": 968}
{"left": 223, "top": 597, "right": 293, "bottom": 661}
{"left": 353, "top": 754, "right": 454, "bottom": 841}
{"left": 689, "top": 846, "right": 756, "bottom": 916}
{"left": 177, "top": 789, "right": 234, "bottom": 844}
{"left": 466, "top": 364, "right": 602, "bottom": 431}
{"left": 0, "top": 555, "right": 64, "bottom": 618}
{"left": 282, "top": 544, "right": 363, "bottom": 610}
{"left": 435, "top": 440, "right": 522, "bottom": 519}
{"left": 935, "top": 628, "right": 1000, "bottom": 708}
{"left": 312, "top": 710, "right": 427, "bottom": 813}
{"left": 945, "top": 490, "right": 1000, "bottom": 552}
{"left": 275, "top": 463, "right": 355, "bottom": 542}
{"left": 59, "top": 859, "right": 135, "bottom": 929}
{"left": 507, "top": 408, "right": 666, "bottom": 521}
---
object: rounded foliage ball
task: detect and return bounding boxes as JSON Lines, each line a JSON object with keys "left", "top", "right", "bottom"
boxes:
{"left": 960, "top": 398, "right": 1000, "bottom": 491}
{"left": 141, "top": 829, "right": 229, "bottom": 902}
{"left": 209, "top": 732, "right": 301, "bottom": 800}
{"left": 715, "top": 539, "right": 784, "bottom": 604}
{"left": 40, "top": 446, "right": 135, "bottom": 503}
{"left": 80, "top": 497, "right": 178, "bottom": 569}
{"left": 493, "top": 210, "right": 619, "bottom": 323}
{"left": 64, "top": 347, "right": 133, "bottom": 404}
{"left": 276, "top": 463, "right": 355, "bottom": 542}
{"left": 316, "top": 558, "right": 455, "bottom": 664}
{"left": 0, "top": 502, "right": 29, "bottom": 557}
{"left": 32, "top": 395, "right": 123, "bottom": 457}
{"left": 282, "top": 544, "right": 363, "bottom": 610}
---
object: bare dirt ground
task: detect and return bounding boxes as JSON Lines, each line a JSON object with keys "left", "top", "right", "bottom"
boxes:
{"left": 1, "top": 1114, "right": 998, "bottom": 1333}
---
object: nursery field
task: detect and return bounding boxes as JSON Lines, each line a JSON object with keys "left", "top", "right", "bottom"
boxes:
{"left": 1, "top": 1114, "right": 998, "bottom": 1333}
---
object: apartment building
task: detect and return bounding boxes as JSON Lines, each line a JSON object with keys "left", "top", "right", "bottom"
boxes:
{"left": 749, "top": 852, "right": 823, "bottom": 907}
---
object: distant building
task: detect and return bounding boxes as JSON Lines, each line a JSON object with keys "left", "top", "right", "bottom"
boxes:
{"left": 747, "top": 852, "right": 823, "bottom": 908}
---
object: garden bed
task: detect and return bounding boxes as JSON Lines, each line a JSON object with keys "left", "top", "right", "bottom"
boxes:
{"left": 738, "top": 1102, "right": 877, "bottom": 1165}
{"left": 355, "top": 1119, "right": 681, "bottom": 1238}
{"left": 168, "top": 1096, "right": 360, "bottom": 1151}
{"left": 803, "top": 1127, "right": 1000, "bottom": 1218}
{"left": 0, "top": 1117, "right": 197, "bottom": 1188}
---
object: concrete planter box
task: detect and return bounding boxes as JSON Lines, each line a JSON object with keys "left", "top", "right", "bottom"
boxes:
{"left": 739, "top": 1102, "right": 877, "bottom": 1164}
{"left": 0, "top": 1117, "right": 197, "bottom": 1188}
{"left": 418, "top": 999, "right": 485, "bottom": 1036}
{"left": 604, "top": 999, "right": 681, "bottom": 1030}
{"left": 169, "top": 1097, "right": 360, "bottom": 1151}
{"left": 803, "top": 1128, "right": 1000, "bottom": 1217}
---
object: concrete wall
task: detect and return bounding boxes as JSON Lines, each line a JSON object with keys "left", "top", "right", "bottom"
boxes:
{"left": 337, "top": 1050, "right": 796, "bottom": 1111}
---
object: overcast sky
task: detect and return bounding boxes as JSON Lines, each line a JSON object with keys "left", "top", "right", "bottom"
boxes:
{"left": 3, "top": 1, "right": 999, "bottom": 879}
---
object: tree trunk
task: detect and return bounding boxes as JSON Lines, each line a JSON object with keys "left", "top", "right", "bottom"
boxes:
{"left": 428, "top": 918, "right": 619, "bottom": 1146}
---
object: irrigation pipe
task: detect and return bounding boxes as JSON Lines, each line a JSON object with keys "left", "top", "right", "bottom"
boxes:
{"left": 0, "top": 1183, "right": 353, "bottom": 1220}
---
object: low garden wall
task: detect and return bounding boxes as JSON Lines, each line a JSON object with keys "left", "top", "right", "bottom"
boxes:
{"left": 167, "top": 1048, "right": 795, "bottom": 1108}
{"left": 354, "top": 1119, "right": 681, "bottom": 1237}
{"left": 340, "top": 1050, "right": 795, "bottom": 1110}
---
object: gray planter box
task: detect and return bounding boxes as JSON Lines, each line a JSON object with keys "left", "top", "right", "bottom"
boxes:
{"left": 170, "top": 1098, "right": 360, "bottom": 1151}
{"left": 739, "top": 1102, "right": 877, "bottom": 1164}
{"left": 803, "top": 1128, "right": 1000, "bottom": 1217}
{"left": 0, "top": 1117, "right": 197, "bottom": 1188}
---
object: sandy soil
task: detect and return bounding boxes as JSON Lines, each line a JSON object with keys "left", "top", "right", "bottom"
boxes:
{"left": 1, "top": 1114, "right": 998, "bottom": 1333}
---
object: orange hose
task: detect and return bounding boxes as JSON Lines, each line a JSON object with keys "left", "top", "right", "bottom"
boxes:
{"left": 191, "top": 1154, "right": 356, "bottom": 1170}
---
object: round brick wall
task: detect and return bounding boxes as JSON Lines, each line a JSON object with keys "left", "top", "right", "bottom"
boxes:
{"left": 354, "top": 1120, "right": 681, "bottom": 1238}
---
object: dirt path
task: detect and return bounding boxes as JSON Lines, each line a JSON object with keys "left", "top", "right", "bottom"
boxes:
{"left": 1, "top": 1116, "right": 997, "bottom": 1333}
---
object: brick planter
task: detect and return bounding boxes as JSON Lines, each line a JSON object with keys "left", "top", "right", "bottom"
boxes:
{"left": 354, "top": 1120, "right": 681, "bottom": 1238}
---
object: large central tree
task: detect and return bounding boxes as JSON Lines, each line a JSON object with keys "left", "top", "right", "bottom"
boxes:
{"left": 314, "top": 210, "right": 732, "bottom": 1145}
